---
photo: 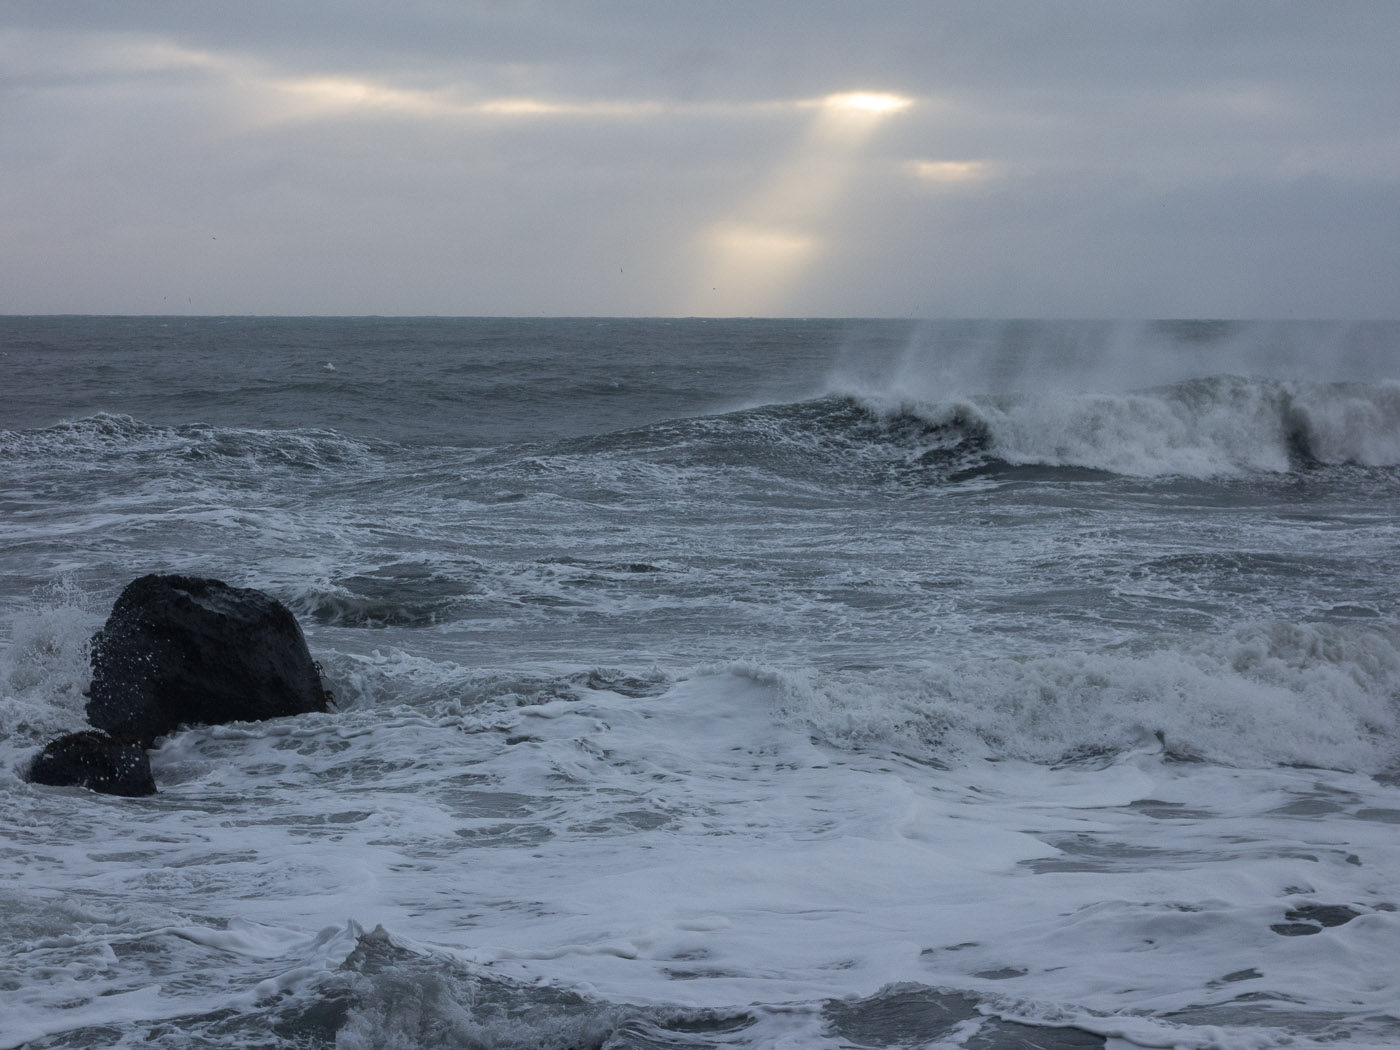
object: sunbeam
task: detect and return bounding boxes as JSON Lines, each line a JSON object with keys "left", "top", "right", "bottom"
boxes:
{"left": 687, "top": 91, "right": 913, "bottom": 315}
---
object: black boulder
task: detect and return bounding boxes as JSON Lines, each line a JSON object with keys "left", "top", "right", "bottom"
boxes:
{"left": 86, "top": 574, "right": 331, "bottom": 746}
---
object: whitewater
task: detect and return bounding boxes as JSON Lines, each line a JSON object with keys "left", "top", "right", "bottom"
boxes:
{"left": 2, "top": 317, "right": 1398, "bottom": 1049}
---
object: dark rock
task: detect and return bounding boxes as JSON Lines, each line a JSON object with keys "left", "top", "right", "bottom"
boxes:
{"left": 1270, "top": 903, "right": 1363, "bottom": 936}
{"left": 1269, "top": 922, "right": 1321, "bottom": 937}
{"left": 1284, "top": 904, "right": 1361, "bottom": 927}
{"left": 824, "top": 985, "right": 1106, "bottom": 1049}
{"left": 29, "top": 731, "right": 156, "bottom": 797}
{"left": 86, "top": 574, "right": 331, "bottom": 746}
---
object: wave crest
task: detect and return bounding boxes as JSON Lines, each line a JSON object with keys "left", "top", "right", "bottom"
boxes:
{"left": 858, "top": 376, "right": 1400, "bottom": 478}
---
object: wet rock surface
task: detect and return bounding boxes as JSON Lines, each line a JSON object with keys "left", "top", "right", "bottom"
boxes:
{"left": 86, "top": 574, "right": 331, "bottom": 746}
{"left": 28, "top": 730, "right": 156, "bottom": 797}
{"left": 28, "top": 574, "right": 330, "bottom": 798}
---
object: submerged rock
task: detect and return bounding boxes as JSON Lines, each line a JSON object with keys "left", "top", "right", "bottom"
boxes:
{"left": 824, "top": 984, "right": 1106, "bottom": 1049}
{"left": 86, "top": 574, "right": 331, "bottom": 746}
{"left": 1270, "top": 903, "right": 1363, "bottom": 936}
{"left": 28, "top": 730, "right": 156, "bottom": 797}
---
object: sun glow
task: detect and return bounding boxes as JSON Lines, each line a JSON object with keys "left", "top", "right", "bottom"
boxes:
{"left": 821, "top": 91, "right": 914, "bottom": 115}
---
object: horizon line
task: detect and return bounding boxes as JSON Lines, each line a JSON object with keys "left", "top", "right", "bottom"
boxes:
{"left": 4, "top": 313, "right": 1394, "bottom": 324}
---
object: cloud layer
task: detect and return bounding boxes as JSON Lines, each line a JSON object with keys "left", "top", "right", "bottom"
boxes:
{"left": 3, "top": 2, "right": 1398, "bottom": 316}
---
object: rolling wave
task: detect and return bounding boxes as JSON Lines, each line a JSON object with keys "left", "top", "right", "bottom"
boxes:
{"left": 522, "top": 374, "right": 1400, "bottom": 489}
{"left": 9, "top": 374, "right": 1399, "bottom": 496}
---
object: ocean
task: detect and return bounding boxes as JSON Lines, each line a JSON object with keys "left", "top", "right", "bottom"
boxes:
{"left": 2, "top": 316, "right": 1398, "bottom": 1049}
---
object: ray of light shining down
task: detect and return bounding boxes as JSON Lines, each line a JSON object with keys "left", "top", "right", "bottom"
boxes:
{"left": 686, "top": 92, "right": 912, "bottom": 316}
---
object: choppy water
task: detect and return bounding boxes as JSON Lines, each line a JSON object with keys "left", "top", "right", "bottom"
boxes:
{"left": 2, "top": 317, "right": 1399, "bottom": 1049}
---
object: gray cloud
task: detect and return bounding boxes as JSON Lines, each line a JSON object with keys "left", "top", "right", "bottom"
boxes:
{"left": 2, "top": 2, "right": 1398, "bottom": 316}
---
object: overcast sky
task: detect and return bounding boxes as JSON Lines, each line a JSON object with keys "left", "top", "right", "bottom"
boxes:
{"left": 3, "top": 2, "right": 1398, "bottom": 317}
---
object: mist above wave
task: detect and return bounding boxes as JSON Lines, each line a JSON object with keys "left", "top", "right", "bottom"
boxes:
{"left": 830, "top": 319, "right": 1399, "bottom": 395}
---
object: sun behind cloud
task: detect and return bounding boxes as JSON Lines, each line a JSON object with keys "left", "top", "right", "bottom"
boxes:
{"left": 820, "top": 91, "right": 914, "bottom": 115}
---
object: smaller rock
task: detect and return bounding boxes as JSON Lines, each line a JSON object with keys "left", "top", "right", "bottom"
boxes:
{"left": 28, "top": 731, "right": 155, "bottom": 797}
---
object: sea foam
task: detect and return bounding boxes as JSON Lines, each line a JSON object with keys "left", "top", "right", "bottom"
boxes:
{"left": 761, "top": 619, "right": 1400, "bottom": 772}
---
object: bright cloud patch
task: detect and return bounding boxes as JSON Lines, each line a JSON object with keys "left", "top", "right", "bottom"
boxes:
{"left": 909, "top": 160, "right": 999, "bottom": 185}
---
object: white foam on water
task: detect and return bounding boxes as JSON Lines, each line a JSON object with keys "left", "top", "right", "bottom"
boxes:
{"left": 766, "top": 620, "right": 1400, "bottom": 772}
{"left": 8, "top": 663, "right": 1396, "bottom": 1047}
{"left": 0, "top": 582, "right": 102, "bottom": 763}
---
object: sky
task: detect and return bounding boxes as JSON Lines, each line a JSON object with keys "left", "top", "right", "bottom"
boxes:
{"left": 2, "top": 2, "right": 1398, "bottom": 318}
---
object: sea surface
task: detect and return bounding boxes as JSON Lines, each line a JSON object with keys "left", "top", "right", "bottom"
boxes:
{"left": 2, "top": 316, "right": 1399, "bottom": 1049}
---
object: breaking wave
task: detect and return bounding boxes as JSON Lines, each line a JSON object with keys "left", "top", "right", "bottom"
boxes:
{"left": 849, "top": 375, "right": 1400, "bottom": 479}
{"left": 13, "top": 374, "right": 1397, "bottom": 491}
{"left": 528, "top": 375, "right": 1400, "bottom": 489}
